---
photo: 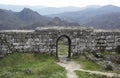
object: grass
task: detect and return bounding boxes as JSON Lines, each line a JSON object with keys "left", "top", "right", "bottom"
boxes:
{"left": 75, "top": 71, "right": 119, "bottom": 78}
{"left": 73, "top": 55, "right": 120, "bottom": 74}
{"left": 72, "top": 55, "right": 104, "bottom": 71}
{"left": 0, "top": 53, "right": 67, "bottom": 78}
{"left": 58, "top": 41, "right": 68, "bottom": 55}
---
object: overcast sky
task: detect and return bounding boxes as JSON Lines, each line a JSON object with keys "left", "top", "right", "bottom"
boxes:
{"left": 0, "top": 0, "right": 120, "bottom": 7}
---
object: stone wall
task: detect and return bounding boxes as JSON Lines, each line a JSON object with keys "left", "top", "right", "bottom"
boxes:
{"left": 93, "top": 29, "right": 120, "bottom": 52}
{"left": 0, "top": 26, "right": 120, "bottom": 57}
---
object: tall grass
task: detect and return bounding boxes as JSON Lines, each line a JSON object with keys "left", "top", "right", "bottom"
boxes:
{"left": 0, "top": 53, "right": 67, "bottom": 78}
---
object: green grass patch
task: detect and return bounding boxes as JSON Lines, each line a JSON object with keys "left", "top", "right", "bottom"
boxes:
{"left": 0, "top": 53, "right": 67, "bottom": 78}
{"left": 72, "top": 55, "right": 104, "bottom": 71}
{"left": 75, "top": 70, "right": 119, "bottom": 78}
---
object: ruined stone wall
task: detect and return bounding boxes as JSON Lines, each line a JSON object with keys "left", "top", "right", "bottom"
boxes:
{"left": 93, "top": 30, "right": 120, "bottom": 52}
{"left": 0, "top": 27, "right": 120, "bottom": 57}
{"left": 35, "top": 27, "right": 93, "bottom": 55}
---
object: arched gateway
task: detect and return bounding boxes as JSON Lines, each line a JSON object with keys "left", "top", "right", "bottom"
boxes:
{"left": 56, "top": 35, "right": 71, "bottom": 58}
{"left": 0, "top": 26, "right": 120, "bottom": 58}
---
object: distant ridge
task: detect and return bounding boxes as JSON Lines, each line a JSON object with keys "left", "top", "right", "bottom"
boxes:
{"left": 0, "top": 4, "right": 101, "bottom": 15}
{"left": 48, "top": 5, "right": 120, "bottom": 29}
{"left": 1, "top": 4, "right": 120, "bottom": 29}
{"left": 0, "top": 8, "right": 80, "bottom": 30}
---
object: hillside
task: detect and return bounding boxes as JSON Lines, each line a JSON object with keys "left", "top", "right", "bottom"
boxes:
{"left": 0, "top": 9, "right": 24, "bottom": 29}
{"left": 0, "top": 8, "right": 80, "bottom": 30}
{"left": 49, "top": 5, "right": 120, "bottom": 29}
{"left": 86, "top": 12, "right": 120, "bottom": 29}
{"left": 0, "top": 8, "right": 50, "bottom": 29}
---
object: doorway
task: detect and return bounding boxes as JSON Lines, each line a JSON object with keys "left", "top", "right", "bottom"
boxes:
{"left": 56, "top": 35, "right": 71, "bottom": 58}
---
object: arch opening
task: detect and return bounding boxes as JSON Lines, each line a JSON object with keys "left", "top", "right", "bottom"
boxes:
{"left": 56, "top": 35, "right": 71, "bottom": 58}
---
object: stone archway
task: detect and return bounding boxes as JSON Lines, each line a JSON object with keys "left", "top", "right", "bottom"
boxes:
{"left": 56, "top": 35, "right": 71, "bottom": 58}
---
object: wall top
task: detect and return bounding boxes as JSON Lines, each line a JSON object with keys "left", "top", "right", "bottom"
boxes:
{"left": 0, "top": 30, "right": 34, "bottom": 33}
{"left": 94, "top": 29, "right": 120, "bottom": 32}
{"left": 36, "top": 26, "right": 93, "bottom": 30}
{"left": 0, "top": 26, "right": 120, "bottom": 33}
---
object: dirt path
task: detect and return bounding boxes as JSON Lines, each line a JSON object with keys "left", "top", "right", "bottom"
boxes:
{"left": 57, "top": 60, "right": 120, "bottom": 78}
{"left": 57, "top": 61, "right": 80, "bottom": 78}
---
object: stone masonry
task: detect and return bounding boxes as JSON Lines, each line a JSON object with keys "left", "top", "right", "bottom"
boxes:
{"left": 0, "top": 26, "right": 120, "bottom": 57}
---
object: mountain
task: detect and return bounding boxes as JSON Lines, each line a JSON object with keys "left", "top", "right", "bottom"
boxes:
{"left": 0, "top": 9, "right": 23, "bottom": 29}
{"left": 1, "top": 4, "right": 120, "bottom": 29}
{"left": 0, "top": 8, "right": 51, "bottom": 29}
{"left": 0, "top": 4, "right": 82, "bottom": 15}
{"left": 0, "top": 8, "right": 80, "bottom": 30}
{"left": 17, "top": 8, "right": 50, "bottom": 24}
{"left": 86, "top": 12, "right": 120, "bottom": 29}
{"left": 48, "top": 17, "right": 80, "bottom": 26}
{"left": 0, "top": 4, "right": 101, "bottom": 15}
{"left": 49, "top": 5, "right": 120, "bottom": 29}
{"left": 24, "top": 17, "right": 80, "bottom": 29}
